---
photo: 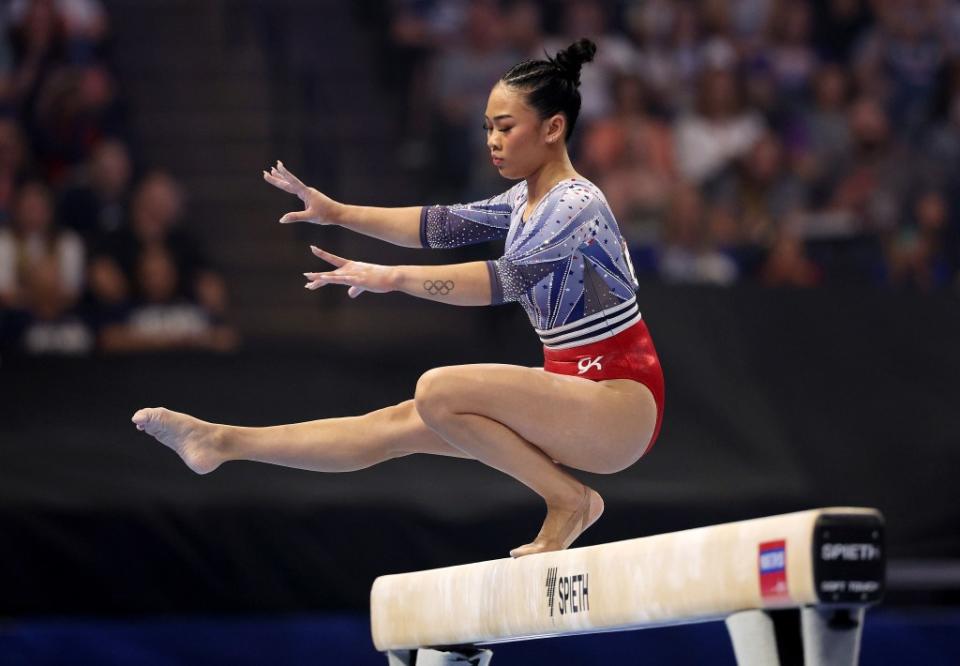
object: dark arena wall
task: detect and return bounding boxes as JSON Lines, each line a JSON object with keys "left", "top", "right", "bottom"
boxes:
{"left": 2, "top": 283, "right": 958, "bottom": 615}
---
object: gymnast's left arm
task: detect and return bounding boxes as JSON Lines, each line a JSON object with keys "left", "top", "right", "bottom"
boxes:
{"left": 303, "top": 245, "right": 493, "bottom": 306}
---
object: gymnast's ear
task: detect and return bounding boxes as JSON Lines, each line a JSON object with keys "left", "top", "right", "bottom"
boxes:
{"left": 543, "top": 113, "right": 566, "bottom": 145}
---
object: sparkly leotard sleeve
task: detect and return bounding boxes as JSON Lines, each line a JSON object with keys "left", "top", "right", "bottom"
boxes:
{"left": 419, "top": 183, "right": 522, "bottom": 248}
{"left": 420, "top": 178, "right": 641, "bottom": 349}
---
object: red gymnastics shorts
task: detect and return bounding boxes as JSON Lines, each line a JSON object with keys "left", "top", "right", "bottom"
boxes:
{"left": 541, "top": 318, "right": 665, "bottom": 453}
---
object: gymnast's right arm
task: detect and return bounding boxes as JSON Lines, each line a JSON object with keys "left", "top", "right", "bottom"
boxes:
{"left": 263, "top": 161, "right": 514, "bottom": 249}
{"left": 263, "top": 160, "right": 423, "bottom": 247}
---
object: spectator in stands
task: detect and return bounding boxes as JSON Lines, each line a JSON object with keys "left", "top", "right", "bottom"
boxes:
{"left": 625, "top": 0, "right": 702, "bottom": 114}
{"left": 581, "top": 73, "right": 675, "bottom": 245}
{"left": 724, "top": 0, "right": 774, "bottom": 51}
{"left": 7, "top": 0, "right": 67, "bottom": 116}
{"left": 811, "top": 0, "right": 872, "bottom": 63}
{"left": 886, "top": 189, "right": 952, "bottom": 291}
{"left": 924, "top": 66, "right": 960, "bottom": 278}
{"left": 58, "top": 136, "right": 132, "bottom": 241}
{"left": 0, "top": 117, "right": 34, "bottom": 225}
{"left": 658, "top": 183, "right": 738, "bottom": 285}
{"left": 503, "top": 0, "right": 543, "bottom": 58}
{"left": 702, "top": 202, "right": 767, "bottom": 279}
{"left": 9, "top": 0, "right": 109, "bottom": 65}
{"left": 765, "top": 0, "right": 818, "bottom": 106}
{"left": 760, "top": 227, "right": 823, "bottom": 287}
{"left": 854, "top": 0, "right": 947, "bottom": 138}
{"left": 31, "top": 61, "right": 126, "bottom": 184}
{"left": 674, "top": 66, "right": 764, "bottom": 187}
{"left": 89, "top": 170, "right": 228, "bottom": 318}
{"left": 796, "top": 64, "right": 853, "bottom": 207}
{"left": 742, "top": 0, "right": 817, "bottom": 133}
{"left": 710, "top": 131, "right": 807, "bottom": 250}
{"left": 545, "top": 0, "right": 635, "bottom": 125}
{"left": 829, "top": 96, "right": 910, "bottom": 235}
{"left": 430, "top": 0, "right": 514, "bottom": 198}
{"left": 695, "top": 0, "right": 740, "bottom": 79}
{"left": 98, "top": 244, "right": 238, "bottom": 353}
{"left": 0, "top": 16, "right": 14, "bottom": 113}
{"left": 0, "top": 251, "right": 94, "bottom": 354}
{"left": 0, "top": 179, "right": 84, "bottom": 308}
{"left": 377, "top": 0, "right": 458, "bottom": 168}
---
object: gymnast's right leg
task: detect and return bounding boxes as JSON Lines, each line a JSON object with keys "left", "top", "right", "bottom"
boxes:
{"left": 131, "top": 400, "right": 471, "bottom": 475}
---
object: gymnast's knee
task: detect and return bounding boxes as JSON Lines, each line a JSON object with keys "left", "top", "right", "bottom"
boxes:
{"left": 414, "top": 368, "right": 460, "bottom": 427}
{"left": 380, "top": 399, "right": 418, "bottom": 429}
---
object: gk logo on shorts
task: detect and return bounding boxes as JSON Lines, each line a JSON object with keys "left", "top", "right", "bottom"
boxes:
{"left": 576, "top": 355, "right": 603, "bottom": 374}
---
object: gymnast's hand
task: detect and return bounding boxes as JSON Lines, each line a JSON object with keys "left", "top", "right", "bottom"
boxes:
{"left": 303, "top": 245, "right": 396, "bottom": 299}
{"left": 262, "top": 160, "right": 343, "bottom": 225}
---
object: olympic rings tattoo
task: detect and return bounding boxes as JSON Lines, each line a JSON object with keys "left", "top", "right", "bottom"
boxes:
{"left": 423, "top": 280, "right": 455, "bottom": 296}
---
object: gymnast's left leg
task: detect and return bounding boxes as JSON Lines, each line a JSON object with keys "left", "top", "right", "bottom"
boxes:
{"left": 130, "top": 399, "right": 471, "bottom": 475}
{"left": 413, "top": 363, "right": 658, "bottom": 557}
{"left": 131, "top": 363, "right": 656, "bottom": 557}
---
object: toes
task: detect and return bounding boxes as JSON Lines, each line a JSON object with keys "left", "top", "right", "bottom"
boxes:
{"left": 132, "top": 407, "right": 164, "bottom": 433}
{"left": 509, "top": 543, "right": 527, "bottom": 558}
{"left": 131, "top": 408, "right": 150, "bottom": 426}
{"left": 509, "top": 543, "right": 541, "bottom": 558}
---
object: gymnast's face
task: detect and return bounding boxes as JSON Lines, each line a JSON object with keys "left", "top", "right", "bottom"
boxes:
{"left": 484, "top": 82, "right": 566, "bottom": 180}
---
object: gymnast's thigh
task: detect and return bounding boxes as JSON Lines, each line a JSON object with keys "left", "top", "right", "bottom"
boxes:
{"left": 414, "top": 364, "right": 657, "bottom": 474}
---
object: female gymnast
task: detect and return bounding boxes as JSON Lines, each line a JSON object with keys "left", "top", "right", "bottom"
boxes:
{"left": 132, "top": 39, "right": 665, "bottom": 558}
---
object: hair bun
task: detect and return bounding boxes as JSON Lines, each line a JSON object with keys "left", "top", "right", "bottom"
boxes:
{"left": 552, "top": 38, "right": 597, "bottom": 86}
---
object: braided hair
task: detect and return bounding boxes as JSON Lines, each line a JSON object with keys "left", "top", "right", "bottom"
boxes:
{"left": 500, "top": 38, "right": 597, "bottom": 141}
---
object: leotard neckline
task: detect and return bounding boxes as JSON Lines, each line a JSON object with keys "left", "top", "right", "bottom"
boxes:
{"left": 519, "top": 177, "right": 591, "bottom": 224}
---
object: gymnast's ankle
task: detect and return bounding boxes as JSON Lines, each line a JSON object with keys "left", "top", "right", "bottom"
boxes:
{"left": 545, "top": 483, "right": 591, "bottom": 512}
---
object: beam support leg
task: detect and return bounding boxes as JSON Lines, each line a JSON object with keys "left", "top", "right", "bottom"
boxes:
{"left": 725, "top": 609, "right": 782, "bottom": 666}
{"left": 386, "top": 648, "right": 494, "bottom": 665}
{"left": 800, "top": 606, "right": 865, "bottom": 666}
{"left": 386, "top": 650, "right": 413, "bottom": 666}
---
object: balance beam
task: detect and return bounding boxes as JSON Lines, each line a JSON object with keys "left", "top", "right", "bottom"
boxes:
{"left": 370, "top": 507, "right": 884, "bottom": 665}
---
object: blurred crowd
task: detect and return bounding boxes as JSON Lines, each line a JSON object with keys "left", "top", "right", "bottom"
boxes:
{"left": 379, "top": 0, "right": 960, "bottom": 290}
{"left": 0, "top": 0, "right": 236, "bottom": 357}
{"left": 4, "top": 0, "right": 956, "bottom": 357}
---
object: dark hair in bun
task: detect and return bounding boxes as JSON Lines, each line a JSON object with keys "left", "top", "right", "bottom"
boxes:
{"left": 500, "top": 38, "right": 597, "bottom": 141}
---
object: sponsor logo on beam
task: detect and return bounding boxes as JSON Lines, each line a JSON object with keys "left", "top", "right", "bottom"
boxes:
{"left": 545, "top": 567, "right": 589, "bottom": 618}
{"left": 759, "top": 540, "right": 791, "bottom": 603}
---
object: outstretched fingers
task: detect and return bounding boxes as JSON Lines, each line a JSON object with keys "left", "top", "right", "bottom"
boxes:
{"left": 275, "top": 160, "right": 306, "bottom": 189}
{"left": 303, "top": 272, "right": 357, "bottom": 289}
{"left": 262, "top": 169, "right": 298, "bottom": 194}
{"left": 302, "top": 246, "right": 367, "bottom": 297}
{"left": 310, "top": 245, "right": 348, "bottom": 267}
{"left": 304, "top": 273, "right": 366, "bottom": 297}
{"left": 262, "top": 160, "right": 306, "bottom": 195}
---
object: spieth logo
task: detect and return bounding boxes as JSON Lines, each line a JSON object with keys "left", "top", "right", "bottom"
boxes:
{"left": 545, "top": 567, "right": 590, "bottom": 618}
{"left": 821, "top": 543, "right": 882, "bottom": 561}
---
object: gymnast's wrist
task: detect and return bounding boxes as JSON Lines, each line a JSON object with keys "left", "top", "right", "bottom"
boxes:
{"left": 388, "top": 266, "right": 406, "bottom": 292}
{"left": 332, "top": 202, "right": 352, "bottom": 225}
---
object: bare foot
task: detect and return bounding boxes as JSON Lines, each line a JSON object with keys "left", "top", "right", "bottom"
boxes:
{"left": 509, "top": 487, "right": 604, "bottom": 558}
{"left": 131, "top": 407, "right": 226, "bottom": 474}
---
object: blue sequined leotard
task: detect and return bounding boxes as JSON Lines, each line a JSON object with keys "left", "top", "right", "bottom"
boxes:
{"left": 420, "top": 177, "right": 641, "bottom": 350}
